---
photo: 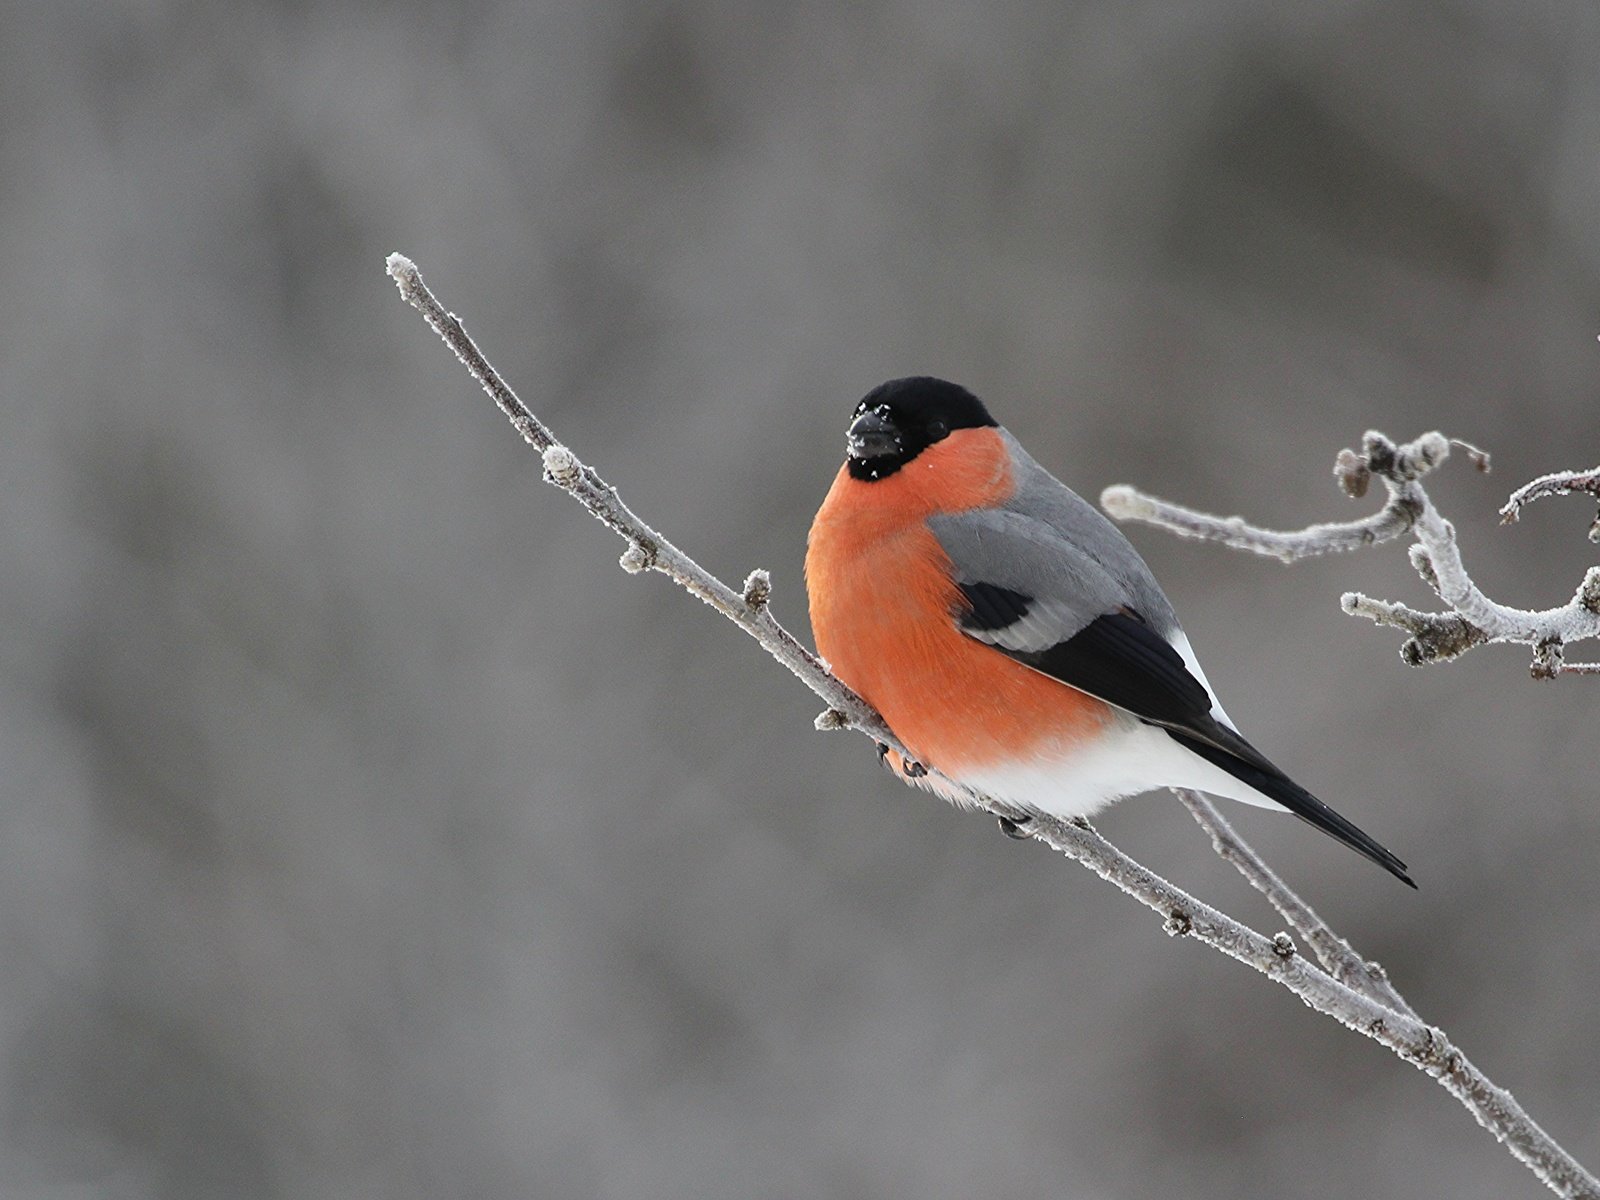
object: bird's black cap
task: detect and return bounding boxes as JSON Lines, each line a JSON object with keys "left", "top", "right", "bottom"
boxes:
{"left": 846, "top": 377, "right": 996, "bottom": 481}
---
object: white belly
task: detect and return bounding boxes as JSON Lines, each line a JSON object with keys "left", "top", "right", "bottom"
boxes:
{"left": 954, "top": 713, "right": 1286, "bottom": 819}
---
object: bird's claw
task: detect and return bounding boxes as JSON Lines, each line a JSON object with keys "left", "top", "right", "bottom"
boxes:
{"left": 998, "top": 815, "right": 1033, "bottom": 840}
{"left": 875, "top": 742, "right": 929, "bottom": 780}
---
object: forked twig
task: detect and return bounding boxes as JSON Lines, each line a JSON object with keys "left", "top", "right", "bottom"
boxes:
{"left": 1105, "top": 432, "right": 1600, "bottom": 677}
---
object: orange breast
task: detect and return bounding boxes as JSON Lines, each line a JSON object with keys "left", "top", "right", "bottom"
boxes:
{"left": 805, "top": 428, "right": 1110, "bottom": 777}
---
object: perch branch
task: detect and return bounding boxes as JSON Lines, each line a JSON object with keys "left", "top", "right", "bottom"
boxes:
{"left": 1104, "top": 431, "right": 1600, "bottom": 678}
{"left": 386, "top": 253, "right": 1599, "bottom": 1200}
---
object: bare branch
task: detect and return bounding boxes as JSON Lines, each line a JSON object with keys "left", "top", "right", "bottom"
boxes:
{"left": 388, "top": 253, "right": 1600, "bottom": 1200}
{"left": 1173, "top": 789, "right": 1417, "bottom": 1019}
{"left": 1338, "top": 592, "right": 1490, "bottom": 666}
{"left": 1105, "top": 430, "right": 1600, "bottom": 678}
{"left": 386, "top": 255, "right": 893, "bottom": 749}
{"left": 1021, "top": 810, "right": 1595, "bottom": 1200}
{"left": 1100, "top": 431, "right": 1445, "bottom": 563}
{"left": 1501, "top": 467, "right": 1600, "bottom": 542}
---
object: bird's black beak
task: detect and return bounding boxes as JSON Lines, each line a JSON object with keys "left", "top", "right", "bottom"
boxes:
{"left": 847, "top": 408, "right": 900, "bottom": 461}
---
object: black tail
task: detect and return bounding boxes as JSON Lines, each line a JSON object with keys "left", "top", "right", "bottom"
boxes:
{"left": 1169, "top": 727, "right": 1415, "bottom": 888}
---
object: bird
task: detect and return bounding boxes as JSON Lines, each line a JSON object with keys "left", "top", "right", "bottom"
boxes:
{"left": 805, "top": 376, "right": 1413, "bottom": 886}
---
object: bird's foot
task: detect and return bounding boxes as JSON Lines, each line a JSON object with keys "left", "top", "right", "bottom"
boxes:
{"left": 997, "top": 815, "right": 1034, "bottom": 840}
{"left": 877, "top": 743, "right": 930, "bottom": 780}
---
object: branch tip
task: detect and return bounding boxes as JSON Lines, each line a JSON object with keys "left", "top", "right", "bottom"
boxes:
{"left": 1408, "top": 431, "right": 1451, "bottom": 475}
{"left": 1361, "top": 430, "right": 1397, "bottom": 473}
{"left": 1408, "top": 544, "right": 1442, "bottom": 594}
{"left": 385, "top": 252, "right": 420, "bottom": 291}
{"left": 1499, "top": 466, "right": 1600, "bottom": 528}
{"left": 1098, "top": 484, "right": 1148, "bottom": 519}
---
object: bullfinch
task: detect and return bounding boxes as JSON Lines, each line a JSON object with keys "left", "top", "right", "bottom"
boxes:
{"left": 805, "top": 376, "right": 1413, "bottom": 886}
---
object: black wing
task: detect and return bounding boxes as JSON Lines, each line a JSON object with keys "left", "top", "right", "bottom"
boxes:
{"left": 955, "top": 585, "right": 1414, "bottom": 887}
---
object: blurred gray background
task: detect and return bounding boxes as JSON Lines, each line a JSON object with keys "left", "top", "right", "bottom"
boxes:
{"left": 3, "top": 1, "right": 1598, "bottom": 1197}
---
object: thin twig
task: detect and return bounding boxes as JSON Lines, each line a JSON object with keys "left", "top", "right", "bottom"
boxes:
{"left": 1105, "top": 431, "right": 1600, "bottom": 678}
{"left": 1017, "top": 810, "right": 1592, "bottom": 1200}
{"left": 1501, "top": 468, "right": 1600, "bottom": 542}
{"left": 1098, "top": 431, "right": 1445, "bottom": 563}
{"left": 384, "top": 255, "right": 896, "bottom": 749}
{"left": 387, "top": 253, "right": 1600, "bottom": 1200}
{"left": 1173, "top": 789, "right": 1417, "bottom": 1019}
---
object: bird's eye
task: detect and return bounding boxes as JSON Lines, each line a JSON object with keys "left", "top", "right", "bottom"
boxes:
{"left": 927, "top": 418, "right": 949, "bottom": 440}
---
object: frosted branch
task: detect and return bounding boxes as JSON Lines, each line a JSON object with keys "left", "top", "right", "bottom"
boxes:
{"left": 1502, "top": 467, "right": 1600, "bottom": 542}
{"left": 1105, "top": 430, "right": 1600, "bottom": 678}
{"left": 388, "top": 254, "right": 1599, "bottom": 1199}
{"left": 1100, "top": 430, "right": 1447, "bottom": 563}
{"left": 1174, "top": 789, "right": 1417, "bottom": 1019}
{"left": 386, "top": 255, "right": 888, "bottom": 745}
